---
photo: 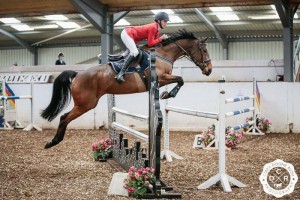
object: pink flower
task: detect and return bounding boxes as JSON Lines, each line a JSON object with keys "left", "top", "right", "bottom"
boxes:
{"left": 129, "top": 166, "right": 135, "bottom": 171}
{"left": 149, "top": 184, "right": 153, "bottom": 189}
{"left": 92, "top": 143, "right": 98, "bottom": 151}
{"left": 145, "top": 181, "right": 149, "bottom": 185}
{"left": 128, "top": 187, "right": 135, "bottom": 193}
{"left": 135, "top": 172, "right": 140, "bottom": 179}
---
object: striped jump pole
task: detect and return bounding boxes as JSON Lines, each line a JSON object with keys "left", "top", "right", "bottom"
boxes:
{"left": 225, "top": 77, "right": 263, "bottom": 135}
{"left": 230, "top": 121, "right": 255, "bottom": 131}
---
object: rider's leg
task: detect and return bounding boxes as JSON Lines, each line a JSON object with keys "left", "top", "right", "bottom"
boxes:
{"left": 115, "top": 29, "right": 139, "bottom": 83}
{"left": 122, "top": 49, "right": 129, "bottom": 57}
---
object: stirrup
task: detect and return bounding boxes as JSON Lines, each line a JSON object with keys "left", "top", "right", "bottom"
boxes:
{"left": 115, "top": 73, "right": 125, "bottom": 83}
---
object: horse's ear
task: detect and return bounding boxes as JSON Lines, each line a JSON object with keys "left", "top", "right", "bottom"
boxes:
{"left": 200, "top": 37, "right": 208, "bottom": 43}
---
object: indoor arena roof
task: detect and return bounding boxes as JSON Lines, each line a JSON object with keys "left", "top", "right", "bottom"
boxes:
{"left": 0, "top": 0, "right": 299, "bottom": 48}
{"left": 1, "top": 0, "right": 300, "bottom": 15}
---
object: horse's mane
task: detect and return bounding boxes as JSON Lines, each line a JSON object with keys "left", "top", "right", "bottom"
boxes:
{"left": 160, "top": 29, "right": 197, "bottom": 46}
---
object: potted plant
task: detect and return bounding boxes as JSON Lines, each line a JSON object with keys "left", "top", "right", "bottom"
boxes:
{"left": 225, "top": 127, "right": 243, "bottom": 149}
{"left": 245, "top": 116, "right": 271, "bottom": 133}
{"left": 199, "top": 124, "right": 215, "bottom": 147}
{"left": 92, "top": 138, "right": 113, "bottom": 162}
{"left": 123, "top": 166, "right": 156, "bottom": 198}
{"left": 199, "top": 124, "right": 244, "bottom": 149}
{"left": 258, "top": 117, "right": 271, "bottom": 133}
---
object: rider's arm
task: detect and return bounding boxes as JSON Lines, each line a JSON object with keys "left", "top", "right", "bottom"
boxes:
{"left": 147, "top": 25, "right": 162, "bottom": 47}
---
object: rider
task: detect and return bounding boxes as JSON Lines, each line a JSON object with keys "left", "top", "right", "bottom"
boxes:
{"left": 115, "top": 12, "right": 170, "bottom": 83}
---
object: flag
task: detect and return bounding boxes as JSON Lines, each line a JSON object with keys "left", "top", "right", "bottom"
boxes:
{"left": 4, "top": 82, "right": 16, "bottom": 109}
{"left": 255, "top": 81, "right": 260, "bottom": 111}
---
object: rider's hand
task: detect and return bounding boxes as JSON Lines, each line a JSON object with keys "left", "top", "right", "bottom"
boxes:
{"left": 161, "top": 34, "right": 169, "bottom": 40}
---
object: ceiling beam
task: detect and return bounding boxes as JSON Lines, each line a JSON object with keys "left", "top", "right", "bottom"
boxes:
{"left": 114, "top": 11, "right": 129, "bottom": 24}
{"left": 69, "top": 0, "right": 107, "bottom": 33}
{"left": 274, "top": 0, "right": 290, "bottom": 26}
{"left": 194, "top": 8, "right": 228, "bottom": 48}
{"left": 0, "top": 27, "right": 36, "bottom": 53}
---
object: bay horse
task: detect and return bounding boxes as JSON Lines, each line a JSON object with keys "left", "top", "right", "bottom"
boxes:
{"left": 41, "top": 29, "right": 212, "bottom": 149}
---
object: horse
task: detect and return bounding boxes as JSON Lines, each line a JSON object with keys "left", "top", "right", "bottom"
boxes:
{"left": 41, "top": 29, "right": 212, "bottom": 149}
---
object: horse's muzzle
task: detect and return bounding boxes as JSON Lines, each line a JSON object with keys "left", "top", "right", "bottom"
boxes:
{"left": 202, "top": 63, "right": 212, "bottom": 76}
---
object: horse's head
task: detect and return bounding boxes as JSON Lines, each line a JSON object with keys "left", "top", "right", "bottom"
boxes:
{"left": 189, "top": 37, "right": 212, "bottom": 76}
{"left": 160, "top": 29, "right": 212, "bottom": 76}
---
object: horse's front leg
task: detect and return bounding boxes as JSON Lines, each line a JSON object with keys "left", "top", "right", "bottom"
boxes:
{"left": 159, "top": 74, "right": 184, "bottom": 99}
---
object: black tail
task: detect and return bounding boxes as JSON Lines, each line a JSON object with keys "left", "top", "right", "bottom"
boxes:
{"left": 41, "top": 70, "right": 78, "bottom": 121}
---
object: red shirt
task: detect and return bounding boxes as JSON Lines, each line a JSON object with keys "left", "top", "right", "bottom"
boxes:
{"left": 125, "top": 22, "right": 162, "bottom": 47}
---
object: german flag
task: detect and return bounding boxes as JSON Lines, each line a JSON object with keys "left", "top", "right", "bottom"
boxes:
{"left": 255, "top": 81, "right": 260, "bottom": 111}
{"left": 4, "top": 83, "right": 16, "bottom": 109}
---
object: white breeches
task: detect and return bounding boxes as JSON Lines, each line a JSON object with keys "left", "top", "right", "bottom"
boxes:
{"left": 121, "top": 29, "right": 139, "bottom": 57}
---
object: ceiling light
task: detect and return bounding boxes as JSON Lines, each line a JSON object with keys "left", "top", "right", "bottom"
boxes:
{"left": 210, "top": 7, "right": 233, "bottom": 12}
{"left": 56, "top": 22, "right": 80, "bottom": 29}
{"left": 169, "top": 16, "right": 183, "bottom": 23}
{"left": 34, "top": 24, "right": 59, "bottom": 29}
{"left": 44, "top": 15, "right": 68, "bottom": 20}
{"left": 114, "top": 19, "right": 130, "bottom": 26}
{"left": 0, "top": 18, "right": 20, "bottom": 24}
{"left": 151, "top": 9, "right": 174, "bottom": 14}
{"left": 248, "top": 14, "right": 279, "bottom": 20}
{"left": 10, "top": 24, "right": 33, "bottom": 31}
{"left": 216, "top": 14, "right": 239, "bottom": 21}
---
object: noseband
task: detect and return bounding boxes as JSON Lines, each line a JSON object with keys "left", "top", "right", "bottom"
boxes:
{"left": 174, "top": 40, "right": 211, "bottom": 69}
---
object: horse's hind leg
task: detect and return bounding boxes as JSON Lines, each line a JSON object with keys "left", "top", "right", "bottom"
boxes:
{"left": 45, "top": 106, "right": 90, "bottom": 149}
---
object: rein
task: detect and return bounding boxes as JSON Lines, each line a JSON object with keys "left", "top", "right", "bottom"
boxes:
{"left": 173, "top": 41, "right": 211, "bottom": 67}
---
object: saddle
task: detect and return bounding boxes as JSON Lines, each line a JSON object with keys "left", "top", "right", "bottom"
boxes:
{"left": 107, "top": 49, "right": 150, "bottom": 74}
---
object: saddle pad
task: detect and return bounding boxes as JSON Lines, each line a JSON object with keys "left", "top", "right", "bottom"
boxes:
{"left": 110, "top": 51, "right": 150, "bottom": 74}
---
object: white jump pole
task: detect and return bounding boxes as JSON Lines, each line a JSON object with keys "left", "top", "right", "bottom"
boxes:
{"left": 161, "top": 85, "right": 184, "bottom": 162}
{"left": 23, "top": 83, "right": 42, "bottom": 131}
{"left": 198, "top": 88, "right": 246, "bottom": 192}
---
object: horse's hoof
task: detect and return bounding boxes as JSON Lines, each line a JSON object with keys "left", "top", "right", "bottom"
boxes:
{"left": 44, "top": 142, "right": 52, "bottom": 149}
{"left": 160, "top": 91, "right": 169, "bottom": 99}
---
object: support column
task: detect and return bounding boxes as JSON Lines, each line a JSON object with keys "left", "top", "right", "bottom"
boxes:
{"left": 274, "top": 0, "right": 298, "bottom": 82}
{"left": 101, "top": 14, "right": 113, "bottom": 63}
{"left": 283, "top": 12, "right": 294, "bottom": 82}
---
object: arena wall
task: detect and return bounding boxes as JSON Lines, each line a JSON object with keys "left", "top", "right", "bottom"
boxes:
{"left": 6, "top": 81, "right": 300, "bottom": 133}
{"left": 0, "top": 41, "right": 284, "bottom": 66}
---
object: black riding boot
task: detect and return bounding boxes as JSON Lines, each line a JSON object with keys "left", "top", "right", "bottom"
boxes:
{"left": 115, "top": 55, "right": 135, "bottom": 83}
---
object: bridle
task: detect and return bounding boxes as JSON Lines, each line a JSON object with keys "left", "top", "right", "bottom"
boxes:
{"left": 174, "top": 39, "right": 211, "bottom": 69}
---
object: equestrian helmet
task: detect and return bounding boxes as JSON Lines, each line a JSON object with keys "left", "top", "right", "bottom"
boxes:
{"left": 154, "top": 12, "right": 169, "bottom": 21}
{"left": 58, "top": 52, "right": 64, "bottom": 57}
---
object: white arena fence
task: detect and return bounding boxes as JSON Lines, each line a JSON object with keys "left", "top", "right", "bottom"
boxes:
{"left": 0, "top": 80, "right": 41, "bottom": 131}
